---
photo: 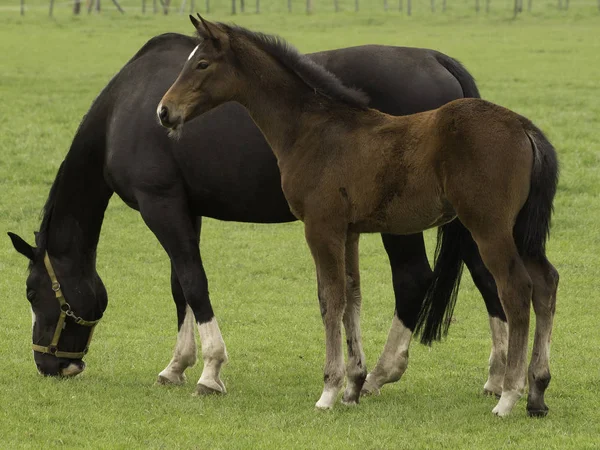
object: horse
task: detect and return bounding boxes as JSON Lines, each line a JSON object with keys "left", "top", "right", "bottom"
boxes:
{"left": 8, "top": 29, "right": 507, "bottom": 398}
{"left": 158, "top": 16, "right": 559, "bottom": 417}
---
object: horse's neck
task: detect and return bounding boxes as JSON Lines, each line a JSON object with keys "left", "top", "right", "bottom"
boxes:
{"left": 46, "top": 132, "right": 112, "bottom": 262}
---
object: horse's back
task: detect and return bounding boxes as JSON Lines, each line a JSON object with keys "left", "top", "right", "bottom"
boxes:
{"left": 310, "top": 45, "right": 466, "bottom": 114}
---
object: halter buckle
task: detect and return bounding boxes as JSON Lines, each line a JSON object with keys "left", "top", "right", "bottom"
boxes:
{"left": 48, "top": 345, "right": 58, "bottom": 355}
{"left": 52, "top": 282, "right": 61, "bottom": 292}
{"left": 60, "top": 303, "right": 71, "bottom": 313}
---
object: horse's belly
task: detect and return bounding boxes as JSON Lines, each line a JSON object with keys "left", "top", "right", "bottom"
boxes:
{"left": 349, "top": 192, "right": 456, "bottom": 235}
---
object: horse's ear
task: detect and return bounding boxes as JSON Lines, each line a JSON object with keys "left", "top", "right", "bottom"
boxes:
{"left": 8, "top": 232, "right": 35, "bottom": 260}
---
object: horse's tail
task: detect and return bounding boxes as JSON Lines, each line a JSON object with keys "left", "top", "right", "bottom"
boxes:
{"left": 514, "top": 122, "right": 559, "bottom": 258}
{"left": 434, "top": 52, "right": 481, "bottom": 99}
{"left": 412, "top": 53, "right": 481, "bottom": 346}
{"left": 414, "top": 220, "right": 468, "bottom": 345}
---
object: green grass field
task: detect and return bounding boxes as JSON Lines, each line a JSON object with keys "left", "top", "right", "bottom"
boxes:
{"left": 1, "top": 7, "right": 599, "bottom": 449}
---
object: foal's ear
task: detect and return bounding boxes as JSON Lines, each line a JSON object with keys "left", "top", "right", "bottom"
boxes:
{"left": 189, "top": 14, "right": 201, "bottom": 29}
{"left": 8, "top": 232, "right": 35, "bottom": 260}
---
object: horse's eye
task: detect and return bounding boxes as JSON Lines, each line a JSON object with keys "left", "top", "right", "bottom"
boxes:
{"left": 26, "top": 289, "right": 36, "bottom": 302}
{"left": 197, "top": 61, "right": 210, "bottom": 70}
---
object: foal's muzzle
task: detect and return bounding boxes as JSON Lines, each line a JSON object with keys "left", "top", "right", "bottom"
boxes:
{"left": 157, "top": 103, "right": 182, "bottom": 129}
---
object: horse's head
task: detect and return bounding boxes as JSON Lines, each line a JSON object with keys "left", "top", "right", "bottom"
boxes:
{"left": 8, "top": 232, "right": 107, "bottom": 377}
{"left": 158, "top": 15, "right": 239, "bottom": 137}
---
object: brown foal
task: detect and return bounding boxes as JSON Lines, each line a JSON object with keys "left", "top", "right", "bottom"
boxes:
{"left": 157, "top": 16, "right": 559, "bottom": 417}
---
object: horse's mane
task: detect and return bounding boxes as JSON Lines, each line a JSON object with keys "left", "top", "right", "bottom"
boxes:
{"left": 35, "top": 161, "right": 65, "bottom": 255}
{"left": 203, "top": 24, "right": 370, "bottom": 110}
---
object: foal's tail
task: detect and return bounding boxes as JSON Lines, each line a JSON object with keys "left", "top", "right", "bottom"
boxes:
{"left": 514, "top": 122, "right": 559, "bottom": 258}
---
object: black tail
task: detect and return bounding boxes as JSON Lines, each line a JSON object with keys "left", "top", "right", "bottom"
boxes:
{"left": 514, "top": 122, "right": 559, "bottom": 258}
{"left": 434, "top": 53, "right": 481, "bottom": 99}
{"left": 414, "top": 220, "right": 469, "bottom": 345}
{"left": 413, "top": 53, "right": 482, "bottom": 346}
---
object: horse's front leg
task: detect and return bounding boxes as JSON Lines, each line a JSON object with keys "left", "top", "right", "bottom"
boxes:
{"left": 305, "top": 220, "right": 348, "bottom": 409}
{"left": 157, "top": 264, "right": 200, "bottom": 385}
{"left": 138, "top": 194, "right": 227, "bottom": 395}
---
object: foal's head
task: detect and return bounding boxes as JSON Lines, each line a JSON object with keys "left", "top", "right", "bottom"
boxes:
{"left": 158, "top": 15, "right": 240, "bottom": 137}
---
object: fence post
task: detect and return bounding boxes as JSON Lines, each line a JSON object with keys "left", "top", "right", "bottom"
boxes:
{"left": 407, "top": 0, "right": 411, "bottom": 15}
{"left": 231, "top": 0, "right": 236, "bottom": 13}
{"left": 256, "top": 0, "right": 259, "bottom": 12}
{"left": 384, "top": 0, "right": 388, "bottom": 11}
{"left": 240, "top": 0, "right": 244, "bottom": 12}
{"left": 288, "top": 0, "right": 291, "bottom": 11}
{"left": 306, "top": 0, "right": 312, "bottom": 14}
{"left": 355, "top": 0, "right": 358, "bottom": 11}
{"left": 205, "top": 0, "right": 209, "bottom": 12}
{"left": 334, "top": 0, "right": 339, "bottom": 12}
{"left": 21, "top": 0, "right": 25, "bottom": 14}
{"left": 430, "top": 0, "right": 434, "bottom": 12}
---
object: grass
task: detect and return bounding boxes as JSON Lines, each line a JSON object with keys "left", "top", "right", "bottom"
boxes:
{"left": 1, "top": 8, "right": 600, "bottom": 449}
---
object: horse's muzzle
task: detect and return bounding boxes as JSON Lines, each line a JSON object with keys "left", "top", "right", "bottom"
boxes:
{"left": 36, "top": 355, "right": 86, "bottom": 377}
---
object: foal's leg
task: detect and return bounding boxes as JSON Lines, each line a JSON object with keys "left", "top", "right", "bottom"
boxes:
{"left": 461, "top": 235, "right": 508, "bottom": 397}
{"left": 362, "top": 233, "right": 431, "bottom": 395}
{"left": 157, "top": 220, "right": 202, "bottom": 385}
{"left": 305, "top": 221, "right": 348, "bottom": 409}
{"left": 470, "top": 234, "right": 532, "bottom": 417}
{"left": 524, "top": 257, "right": 559, "bottom": 417}
{"left": 341, "top": 232, "right": 367, "bottom": 405}
{"left": 138, "top": 194, "right": 227, "bottom": 395}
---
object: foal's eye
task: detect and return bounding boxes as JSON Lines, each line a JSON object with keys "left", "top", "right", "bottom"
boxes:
{"left": 26, "top": 289, "right": 36, "bottom": 302}
{"left": 197, "top": 60, "right": 210, "bottom": 70}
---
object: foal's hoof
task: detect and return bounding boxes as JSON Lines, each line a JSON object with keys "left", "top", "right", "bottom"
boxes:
{"left": 194, "top": 379, "right": 227, "bottom": 396}
{"left": 156, "top": 372, "right": 186, "bottom": 386}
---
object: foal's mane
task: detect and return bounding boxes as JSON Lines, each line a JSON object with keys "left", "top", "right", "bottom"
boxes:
{"left": 202, "top": 24, "right": 370, "bottom": 110}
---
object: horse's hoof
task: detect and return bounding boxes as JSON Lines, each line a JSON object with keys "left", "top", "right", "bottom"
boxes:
{"left": 360, "top": 379, "right": 381, "bottom": 396}
{"left": 194, "top": 380, "right": 226, "bottom": 396}
{"left": 315, "top": 403, "right": 333, "bottom": 410}
{"left": 483, "top": 388, "right": 502, "bottom": 399}
{"left": 527, "top": 404, "right": 549, "bottom": 418}
{"left": 156, "top": 373, "right": 186, "bottom": 386}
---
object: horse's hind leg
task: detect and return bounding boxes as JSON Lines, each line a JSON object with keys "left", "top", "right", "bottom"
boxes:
{"left": 362, "top": 233, "right": 430, "bottom": 396}
{"left": 341, "top": 232, "right": 367, "bottom": 405}
{"left": 461, "top": 234, "right": 508, "bottom": 397}
{"left": 469, "top": 233, "right": 532, "bottom": 417}
{"left": 524, "top": 257, "right": 558, "bottom": 417}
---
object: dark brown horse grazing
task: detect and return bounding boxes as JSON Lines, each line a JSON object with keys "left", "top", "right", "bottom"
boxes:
{"left": 159, "top": 17, "right": 559, "bottom": 417}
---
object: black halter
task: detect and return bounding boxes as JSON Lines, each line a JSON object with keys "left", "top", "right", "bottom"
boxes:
{"left": 31, "top": 253, "right": 100, "bottom": 359}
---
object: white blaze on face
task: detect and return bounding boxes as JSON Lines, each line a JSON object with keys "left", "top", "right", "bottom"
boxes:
{"left": 187, "top": 45, "right": 200, "bottom": 61}
{"left": 31, "top": 308, "right": 36, "bottom": 330}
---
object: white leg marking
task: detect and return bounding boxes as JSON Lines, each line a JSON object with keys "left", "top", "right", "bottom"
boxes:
{"left": 157, "top": 305, "right": 197, "bottom": 385}
{"left": 362, "top": 315, "right": 412, "bottom": 395}
{"left": 196, "top": 317, "right": 228, "bottom": 395}
{"left": 483, "top": 316, "right": 508, "bottom": 397}
{"left": 316, "top": 387, "right": 339, "bottom": 410}
{"left": 493, "top": 389, "right": 522, "bottom": 417}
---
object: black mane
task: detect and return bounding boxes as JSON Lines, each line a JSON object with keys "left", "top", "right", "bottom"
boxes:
{"left": 207, "top": 24, "right": 370, "bottom": 110}
{"left": 35, "top": 161, "right": 64, "bottom": 254}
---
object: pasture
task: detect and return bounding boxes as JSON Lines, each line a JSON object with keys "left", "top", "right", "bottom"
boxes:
{"left": 1, "top": 7, "right": 599, "bottom": 449}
